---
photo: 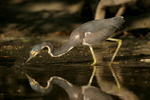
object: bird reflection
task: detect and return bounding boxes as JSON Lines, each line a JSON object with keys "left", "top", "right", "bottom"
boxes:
{"left": 95, "top": 65, "right": 140, "bottom": 100}
{"left": 21, "top": 70, "right": 113, "bottom": 100}
{"left": 91, "top": 44, "right": 140, "bottom": 100}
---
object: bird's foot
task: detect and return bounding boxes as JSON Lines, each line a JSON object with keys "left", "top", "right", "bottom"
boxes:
{"left": 107, "top": 86, "right": 121, "bottom": 93}
{"left": 108, "top": 62, "right": 112, "bottom": 67}
{"left": 91, "top": 62, "right": 96, "bottom": 66}
{"left": 91, "top": 61, "right": 97, "bottom": 66}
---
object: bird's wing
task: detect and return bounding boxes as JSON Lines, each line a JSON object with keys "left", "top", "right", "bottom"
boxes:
{"left": 82, "top": 17, "right": 124, "bottom": 45}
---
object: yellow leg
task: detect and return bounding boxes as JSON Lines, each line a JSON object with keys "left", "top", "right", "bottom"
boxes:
{"left": 106, "top": 38, "right": 122, "bottom": 66}
{"left": 88, "top": 66, "right": 96, "bottom": 86}
{"left": 89, "top": 46, "right": 97, "bottom": 66}
{"left": 106, "top": 38, "right": 122, "bottom": 92}
{"left": 108, "top": 64, "right": 121, "bottom": 93}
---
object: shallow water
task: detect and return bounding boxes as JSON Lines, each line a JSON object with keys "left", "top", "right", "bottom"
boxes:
{"left": 0, "top": 38, "right": 150, "bottom": 100}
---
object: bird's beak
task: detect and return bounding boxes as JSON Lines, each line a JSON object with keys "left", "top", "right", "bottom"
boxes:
{"left": 24, "top": 72, "right": 37, "bottom": 86}
{"left": 24, "top": 72, "right": 33, "bottom": 81}
{"left": 20, "top": 69, "right": 37, "bottom": 86}
{"left": 24, "top": 73, "right": 34, "bottom": 82}
{"left": 20, "top": 51, "right": 38, "bottom": 68}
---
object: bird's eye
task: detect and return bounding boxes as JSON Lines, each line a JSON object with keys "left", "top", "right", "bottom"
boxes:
{"left": 33, "top": 51, "right": 37, "bottom": 54}
{"left": 32, "top": 50, "right": 38, "bottom": 55}
{"left": 31, "top": 81, "right": 38, "bottom": 86}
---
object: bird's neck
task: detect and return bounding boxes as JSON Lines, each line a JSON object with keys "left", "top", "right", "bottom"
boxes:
{"left": 44, "top": 40, "right": 74, "bottom": 57}
{"left": 39, "top": 76, "right": 83, "bottom": 99}
{"left": 40, "top": 82, "right": 53, "bottom": 95}
{"left": 52, "top": 77, "right": 83, "bottom": 100}
{"left": 51, "top": 76, "right": 73, "bottom": 91}
{"left": 40, "top": 76, "right": 73, "bottom": 94}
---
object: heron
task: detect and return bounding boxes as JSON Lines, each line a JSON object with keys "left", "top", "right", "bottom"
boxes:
{"left": 19, "top": 16, "right": 125, "bottom": 90}
{"left": 20, "top": 16, "right": 124, "bottom": 67}
{"left": 22, "top": 71, "right": 114, "bottom": 100}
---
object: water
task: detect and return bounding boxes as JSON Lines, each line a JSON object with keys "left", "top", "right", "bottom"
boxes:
{"left": 0, "top": 38, "right": 150, "bottom": 100}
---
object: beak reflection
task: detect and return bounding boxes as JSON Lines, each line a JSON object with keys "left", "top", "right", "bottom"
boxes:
{"left": 20, "top": 69, "right": 37, "bottom": 85}
{"left": 24, "top": 72, "right": 35, "bottom": 83}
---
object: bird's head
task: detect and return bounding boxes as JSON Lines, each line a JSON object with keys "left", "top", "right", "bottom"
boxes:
{"left": 24, "top": 72, "right": 52, "bottom": 95}
{"left": 19, "top": 43, "right": 42, "bottom": 68}
{"left": 30, "top": 43, "right": 42, "bottom": 57}
{"left": 25, "top": 73, "right": 41, "bottom": 92}
{"left": 19, "top": 41, "right": 54, "bottom": 68}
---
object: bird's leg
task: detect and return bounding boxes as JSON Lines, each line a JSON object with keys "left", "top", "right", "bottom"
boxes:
{"left": 107, "top": 64, "right": 121, "bottom": 93}
{"left": 87, "top": 46, "right": 97, "bottom": 85}
{"left": 88, "top": 65, "right": 96, "bottom": 86}
{"left": 89, "top": 46, "right": 97, "bottom": 66}
{"left": 106, "top": 38, "right": 122, "bottom": 66}
{"left": 106, "top": 38, "right": 122, "bottom": 92}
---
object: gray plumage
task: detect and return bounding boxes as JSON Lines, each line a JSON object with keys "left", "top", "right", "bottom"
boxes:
{"left": 19, "top": 16, "right": 124, "bottom": 68}
{"left": 27, "top": 75, "right": 113, "bottom": 100}
{"left": 53, "top": 16, "right": 124, "bottom": 56}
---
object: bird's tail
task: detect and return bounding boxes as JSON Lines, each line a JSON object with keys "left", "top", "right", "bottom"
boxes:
{"left": 112, "top": 16, "right": 125, "bottom": 29}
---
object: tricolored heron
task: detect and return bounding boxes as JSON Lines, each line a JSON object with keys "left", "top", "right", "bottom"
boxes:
{"left": 20, "top": 16, "right": 124, "bottom": 67}
{"left": 23, "top": 72, "right": 113, "bottom": 100}
{"left": 19, "top": 16, "right": 124, "bottom": 90}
